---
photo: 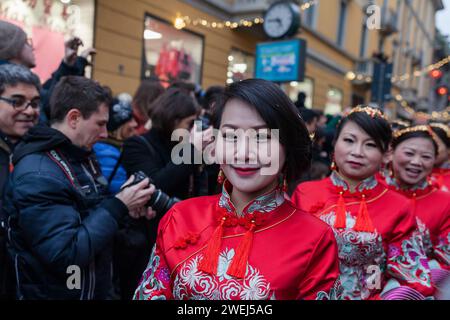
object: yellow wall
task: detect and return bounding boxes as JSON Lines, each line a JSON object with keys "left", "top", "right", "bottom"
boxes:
{"left": 93, "top": 0, "right": 261, "bottom": 94}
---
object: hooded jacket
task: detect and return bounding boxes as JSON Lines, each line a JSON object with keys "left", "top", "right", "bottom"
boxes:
{"left": 2, "top": 125, "right": 128, "bottom": 300}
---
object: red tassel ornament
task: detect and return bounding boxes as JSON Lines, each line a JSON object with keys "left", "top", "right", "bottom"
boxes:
{"left": 334, "top": 192, "right": 347, "bottom": 229}
{"left": 227, "top": 223, "right": 256, "bottom": 279}
{"left": 198, "top": 216, "right": 227, "bottom": 275}
{"left": 353, "top": 195, "right": 375, "bottom": 233}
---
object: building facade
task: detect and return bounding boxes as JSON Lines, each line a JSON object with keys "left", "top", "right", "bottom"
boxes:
{"left": 1, "top": 0, "right": 444, "bottom": 116}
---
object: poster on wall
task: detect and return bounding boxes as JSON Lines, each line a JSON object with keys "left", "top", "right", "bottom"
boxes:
{"left": 142, "top": 13, "right": 204, "bottom": 87}
{"left": 0, "top": 0, "right": 95, "bottom": 82}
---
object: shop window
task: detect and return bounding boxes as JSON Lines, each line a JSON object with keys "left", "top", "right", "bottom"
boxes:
{"left": 281, "top": 78, "right": 314, "bottom": 109}
{"left": 325, "top": 87, "right": 343, "bottom": 115}
{"left": 142, "top": 13, "right": 204, "bottom": 87}
{"left": 0, "top": 0, "right": 95, "bottom": 82}
{"left": 226, "top": 48, "right": 254, "bottom": 84}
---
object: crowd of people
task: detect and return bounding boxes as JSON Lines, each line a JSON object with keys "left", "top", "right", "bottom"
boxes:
{"left": 0, "top": 20, "right": 449, "bottom": 301}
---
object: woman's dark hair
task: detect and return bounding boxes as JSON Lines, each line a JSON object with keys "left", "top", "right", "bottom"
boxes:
{"left": 151, "top": 87, "right": 200, "bottom": 139}
{"left": 212, "top": 79, "right": 311, "bottom": 182}
{"left": 334, "top": 108, "right": 392, "bottom": 153}
{"left": 132, "top": 80, "right": 165, "bottom": 119}
{"left": 430, "top": 124, "right": 450, "bottom": 148}
{"left": 392, "top": 128, "right": 439, "bottom": 156}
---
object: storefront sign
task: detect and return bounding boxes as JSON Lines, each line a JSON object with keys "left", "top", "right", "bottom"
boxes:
{"left": 255, "top": 39, "right": 307, "bottom": 83}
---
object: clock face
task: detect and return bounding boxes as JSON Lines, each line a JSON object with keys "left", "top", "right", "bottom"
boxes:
{"left": 263, "top": 2, "right": 299, "bottom": 39}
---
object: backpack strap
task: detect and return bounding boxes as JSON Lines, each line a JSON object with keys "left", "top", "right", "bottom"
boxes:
{"left": 108, "top": 152, "right": 124, "bottom": 185}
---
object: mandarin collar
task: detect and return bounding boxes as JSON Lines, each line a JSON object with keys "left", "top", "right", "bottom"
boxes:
{"left": 330, "top": 170, "right": 378, "bottom": 194}
{"left": 438, "top": 162, "right": 450, "bottom": 170}
{"left": 218, "top": 180, "right": 285, "bottom": 218}
{"left": 381, "top": 168, "right": 432, "bottom": 193}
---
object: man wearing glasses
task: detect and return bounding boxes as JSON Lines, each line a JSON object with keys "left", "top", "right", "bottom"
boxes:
{"left": 0, "top": 63, "right": 41, "bottom": 300}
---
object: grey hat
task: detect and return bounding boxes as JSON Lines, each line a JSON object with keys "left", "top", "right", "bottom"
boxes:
{"left": 0, "top": 20, "right": 27, "bottom": 61}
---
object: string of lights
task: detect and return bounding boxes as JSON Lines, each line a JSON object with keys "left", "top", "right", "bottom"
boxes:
{"left": 394, "top": 94, "right": 450, "bottom": 122}
{"left": 346, "top": 55, "right": 450, "bottom": 83}
{"left": 173, "top": 0, "right": 318, "bottom": 30}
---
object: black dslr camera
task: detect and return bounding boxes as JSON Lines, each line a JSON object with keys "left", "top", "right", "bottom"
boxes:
{"left": 124, "top": 171, "right": 180, "bottom": 215}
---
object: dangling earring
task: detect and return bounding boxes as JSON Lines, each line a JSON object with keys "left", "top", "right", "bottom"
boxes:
{"left": 387, "top": 162, "right": 394, "bottom": 177}
{"left": 330, "top": 155, "right": 337, "bottom": 171}
{"left": 279, "top": 170, "right": 288, "bottom": 192}
{"left": 217, "top": 169, "right": 225, "bottom": 185}
{"left": 282, "top": 176, "right": 288, "bottom": 192}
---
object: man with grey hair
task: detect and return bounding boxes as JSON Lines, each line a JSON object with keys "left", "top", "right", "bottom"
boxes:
{"left": 0, "top": 63, "right": 41, "bottom": 299}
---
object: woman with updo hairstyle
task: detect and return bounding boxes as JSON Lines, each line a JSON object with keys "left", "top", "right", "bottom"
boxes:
{"left": 134, "top": 79, "right": 341, "bottom": 300}
{"left": 292, "top": 106, "right": 435, "bottom": 300}
{"left": 379, "top": 125, "right": 449, "bottom": 290}
{"left": 429, "top": 123, "right": 450, "bottom": 192}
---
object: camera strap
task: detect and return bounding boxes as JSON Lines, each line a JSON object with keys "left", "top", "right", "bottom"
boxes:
{"left": 46, "top": 149, "right": 82, "bottom": 190}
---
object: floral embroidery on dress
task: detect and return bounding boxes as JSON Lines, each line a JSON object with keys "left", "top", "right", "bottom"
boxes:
{"left": 219, "top": 181, "right": 285, "bottom": 218}
{"left": 387, "top": 233, "right": 432, "bottom": 288}
{"left": 434, "top": 233, "right": 450, "bottom": 265}
{"left": 134, "top": 245, "right": 171, "bottom": 300}
{"left": 173, "top": 248, "right": 272, "bottom": 300}
{"left": 330, "top": 171, "right": 378, "bottom": 193}
{"left": 316, "top": 279, "right": 344, "bottom": 300}
{"left": 415, "top": 218, "right": 433, "bottom": 257}
{"left": 320, "top": 211, "right": 386, "bottom": 300}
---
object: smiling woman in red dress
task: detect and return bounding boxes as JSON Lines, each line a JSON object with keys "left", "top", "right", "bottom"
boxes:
{"left": 378, "top": 125, "right": 450, "bottom": 292}
{"left": 429, "top": 123, "right": 450, "bottom": 192}
{"left": 292, "top": 107, "right": 435, "bottom": 300}
{"left": 133, "top": 79, "right": 341, "bottom": 300}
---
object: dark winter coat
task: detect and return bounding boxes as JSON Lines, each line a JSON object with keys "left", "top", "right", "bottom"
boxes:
{"left": 2, "top": 125, "right": 128, "bottom": 300}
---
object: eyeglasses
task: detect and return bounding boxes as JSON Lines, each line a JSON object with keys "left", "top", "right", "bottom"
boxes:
{"left": 0, "top": 96, "right": 41, "bottom": 111}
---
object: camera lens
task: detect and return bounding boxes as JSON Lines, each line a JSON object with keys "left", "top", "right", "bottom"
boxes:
{"left": 147, "top": 189, "right": 180, "bottom": 215}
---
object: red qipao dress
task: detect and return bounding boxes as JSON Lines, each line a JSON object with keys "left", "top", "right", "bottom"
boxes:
{"left": 431, "top": 163, "right": 450, "bottom": 193}
{"left": 291, "top": 171, "right": 435, "bottom": 300}
{"left": 377, "top": 170, "right": 450, "bottom": 286}
{"left": 133, "top": 181, "right": 341, "bottom": 300}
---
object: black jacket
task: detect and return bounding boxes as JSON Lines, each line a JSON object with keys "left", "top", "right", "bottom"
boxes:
{"left": 122, "top": 129, "right": 199, "bottom": 200}
{"left": 0, "top": 131, "right": 16, "bottom": 299}
{"left": 2, "top": 125, "right": 128, "bottom": 300}
{"left": 0, "top": 131, "right": 14, "bottom": 205}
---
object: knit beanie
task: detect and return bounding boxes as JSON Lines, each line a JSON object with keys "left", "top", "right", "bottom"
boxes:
{"left": 107, "top": 98, "right": 133, "bottom": 132}
{"left": 0, "top": 20, "right": 27, "bottom": 61}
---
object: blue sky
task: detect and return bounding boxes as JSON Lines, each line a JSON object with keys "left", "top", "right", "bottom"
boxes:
{"left": 437, "top": 0, "right": 450, "bottom": 37}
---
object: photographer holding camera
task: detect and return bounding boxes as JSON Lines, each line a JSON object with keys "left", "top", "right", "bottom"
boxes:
{"left": 119, "top": 87, "right": 213, "bottom": 299}
{"left": 2, "top": 76, "right": 156, "bottom": 300}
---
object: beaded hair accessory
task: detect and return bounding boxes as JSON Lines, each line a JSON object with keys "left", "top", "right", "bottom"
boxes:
{"left": 430, "top": 123, "right": 450, "bottom": 139}
{"left": 346, "top": 105, "right": 388, "bottom": 120}
{"left": 393, "top": 125, "right": 440, "bottom": 146}
{"left": 390, "top": 119, "right": 411, "bottom": 128}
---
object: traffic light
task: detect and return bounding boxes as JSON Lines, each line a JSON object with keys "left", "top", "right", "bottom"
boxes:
{"left": 430, "top": 69, "right": 443, "bottom": 79}
{"left": 437, "top": 86, "right": 449, "bottom": 96}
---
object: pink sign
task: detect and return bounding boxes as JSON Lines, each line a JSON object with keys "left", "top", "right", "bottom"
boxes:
{"left": 32, "top": 25, "right": 64, "bottom": 82}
